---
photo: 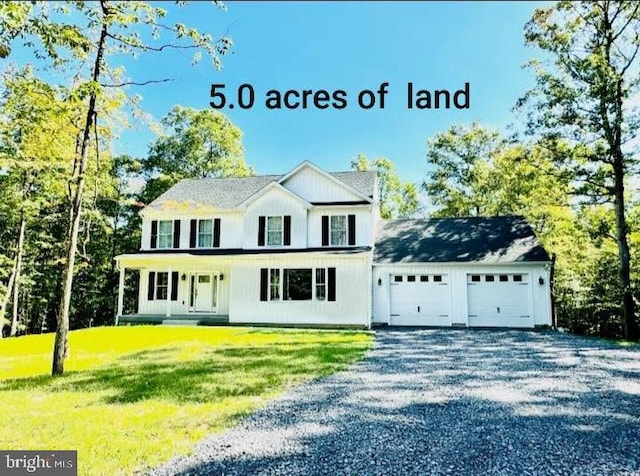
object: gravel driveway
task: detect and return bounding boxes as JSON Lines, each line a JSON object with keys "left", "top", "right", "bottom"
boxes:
{"left": 150, "top": 329, "right": 640, "bottom": 475}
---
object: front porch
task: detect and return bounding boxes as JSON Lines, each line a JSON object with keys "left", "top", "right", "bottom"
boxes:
{"left": 114, "top": 253, "right": 233, "bottom": 321}
{"left": 117, "top": 314, "right": 229, "bottom": 326}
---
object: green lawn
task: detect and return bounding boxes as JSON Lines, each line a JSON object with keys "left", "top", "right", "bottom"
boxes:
{"left": 0, "top": 326, "right": 373, "bottom": 475}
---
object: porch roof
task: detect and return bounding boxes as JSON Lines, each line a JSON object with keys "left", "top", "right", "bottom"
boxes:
{"left": 115, "top": 246, "right": 372, "bottom": 268}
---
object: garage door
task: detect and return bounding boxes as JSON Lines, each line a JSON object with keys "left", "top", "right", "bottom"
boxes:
{"left": 390, "top": 273, "right": 450, "bottom": 326}
{"left": 467, "top": 273, "right": 532, "bottom": 327}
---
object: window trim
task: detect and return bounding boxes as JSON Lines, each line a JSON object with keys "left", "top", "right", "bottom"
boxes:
{"left": 266, "top": 215, "right": 284, "bottom": 246}
{"left": 316, "top": 268, "right": 326, "bottom": 301}
{"left": 329, "top": 215, "right": 347, "bottom": 246}
{"left": 157, "top": 220, "right": 173, "bottom": 249}
{"left": 197, "top": 219, "right": 213, "bottom": 248}
{"left": 156, "top": 272, "right": 169, "bottom": 300}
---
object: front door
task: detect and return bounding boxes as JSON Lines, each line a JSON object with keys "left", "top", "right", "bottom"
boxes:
{"left": 194, "top": 273, "right": 218, "bottom": 312}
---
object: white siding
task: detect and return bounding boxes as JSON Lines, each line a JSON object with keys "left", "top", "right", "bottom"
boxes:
{"left": 229, "top": 255, "right": 371, "bottom": 326}
{"left": 281, "top": 165, "right": 363, "bottom": 202}
{"left": 372, "top": 263, "right": 552, "bottom": 327}
{"left": 307, "top": 206, "right": 374, "bottom": 247}
{"left": 243, "top": 188, "right": 308, "bottom": 249}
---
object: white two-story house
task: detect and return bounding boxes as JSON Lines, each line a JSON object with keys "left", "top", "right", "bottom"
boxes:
{"left": 115, "top": 160, "right": 553, "bottom": 328}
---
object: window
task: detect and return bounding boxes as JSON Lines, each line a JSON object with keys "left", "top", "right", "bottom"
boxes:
{"left": 330, "top": 215, "right": 347, "bottom": 246}
{"left": 267, "top": 216, "right": 283, "bottom": 246}
{"left": 156, "top": 272, "right": 168, "bottom": 300}
{"left": 485, "top": 275, "right": 495, "bottom": 282}
{"left": 316, "top": 269, "right": 326, "bottom": 301}
{"left": 394, "top": 275, "right": 403, "bottom": 282}
{"left": 433, "top": 275, "right": 443, "bottom": 282}
{"left": 262, "top": 267, "right": 331, "bottom": 302}
{"left": 198, "top": 219, "right": 213, "bottom": 248}
{"left": 158, "top": 221, "right": 173, "bottom": 249}
{"left": 284, "top": 269, "right": 312, "bottom": 300}
{"left": 407, "top": 275, "right": 416, "bottom": 282}
{"left": 471, "top": 275, "right": 481, "bottom": 282}
{"left": 513, "top": 274, "right": 523, "bottom": 282}
{"left": 420, "top": 275, "right": 429, "bottom": 282}
{"left": 270, "top": 269, "right": 281, "bottom": 301}
{"left": 499, "top": 275, "right": 509, "bottom": 282}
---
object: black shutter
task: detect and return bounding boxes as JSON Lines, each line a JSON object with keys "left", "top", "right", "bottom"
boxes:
{"left": 173, "top": 220, "right": 181, "bottom": 248}
{"left": 213, "top": 218, "right": 221, "bottom": 248}
{"left": 171, "top": 272, "right": 179, "bottom": 301}
{"left": 328, "top": 267, "right": 336, "bottom": 301}
{"left": 283, "top": 269, "right": 290, "bottom": 300}
{"left": 260, "top": 268, "right": 268, "bottom": 301}
{"left": 147, "top": 272, "right": 156, "bottom": 301}
{"left": 283, "top": 215, "right": 291, "bottom": 246}
{"left": 150, "top": 220, "right": 158, "bottom": 249}
{"left": 322, "top": 215, "right": 329, "bottom": 246}
{"left": 189, "top": 219, "right": 197, "bottom": 248}
{"left": 258, "top": 216, "right": 266, "bottom": 246}
{"left": 348, "top": 214, "right": 356, "bottom": 245}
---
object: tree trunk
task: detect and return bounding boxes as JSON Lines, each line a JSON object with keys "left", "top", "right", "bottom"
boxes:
{"left": 9, "top": 212, "right": 26, "bottom": 337}
{"left": 52, "top": 5, "right": 108, "bottom": 376}
{"left": 612, "top": 154, "right": 638, "bottom": 341}
{"left": 0, "top": 258, "right": 17, "bottom": 338}
{"left": 0, "top": 173, "right": 30, "bottom": 337}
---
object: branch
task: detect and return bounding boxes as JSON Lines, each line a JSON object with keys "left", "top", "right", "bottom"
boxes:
{"left": 619, "top": 40, "right": 640, "bottom": 77}
{"left": 100, "top": 78, "right": 174, "bottom": 88}
{"left": 611, "top": 2, "right": 640, "bottom": 42}
{"left": 105, "top": 32, "right": 200, "bottom": 53}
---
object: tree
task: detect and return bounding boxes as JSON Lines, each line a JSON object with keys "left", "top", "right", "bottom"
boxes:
{"left": 423, "top": 123, "right": 503, "bottom": 217}
{"left": 140, "top": 106, "right": 253, "bottom": 204}
{"left": 0, "top": 1, "right": 233, "bottom": 374}
{"left": 350, "top": 154, "right": 420, "bottom": 219}
{"left": 521, "top": 1, "right": 640, "bottom": 340}
{"left": 0, "top": 68, "right": 77, "bottom": 337}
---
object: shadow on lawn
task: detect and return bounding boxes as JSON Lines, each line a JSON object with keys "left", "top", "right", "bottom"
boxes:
{"left": 0, "top": 341, "right": 371, "bottom": 405}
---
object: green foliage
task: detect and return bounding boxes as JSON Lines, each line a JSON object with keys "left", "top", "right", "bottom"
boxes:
{"left": 351, "top": 154, "right": 420, "bottom": 219}
{"left": 423, "top": 123, "right": 503, "bottom": 217}
{"left": 521, "top": 1, "right": 640, "bottom": 339}
{"left": 140, "top": 106, "right": 254, "bottom": 204}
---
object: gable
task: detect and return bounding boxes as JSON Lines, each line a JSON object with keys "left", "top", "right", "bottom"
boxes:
{"left": 244, "top": 183, "right": 309, "bottom": 212}
{"left": 280, "top": 163, "right": 369, "bottom": 203}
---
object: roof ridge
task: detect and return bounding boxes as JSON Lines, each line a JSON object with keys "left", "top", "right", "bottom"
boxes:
{"left": 383, "top": 215, "right": 527, "bottom": 222}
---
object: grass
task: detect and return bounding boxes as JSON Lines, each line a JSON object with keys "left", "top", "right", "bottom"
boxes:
{"left": 0, "top": 325, "right": 373, "bottom": 475}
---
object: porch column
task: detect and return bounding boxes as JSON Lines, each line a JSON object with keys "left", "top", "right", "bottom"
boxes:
{"left": 116, "top": 265, "right": 125, "bottom": 325}
{"left": 166, "top": 268, "right": 172, "bottom": 317}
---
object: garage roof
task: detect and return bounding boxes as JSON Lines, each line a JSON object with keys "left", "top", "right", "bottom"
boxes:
{"left": 374, "top": 216, "right": 551, "bottom": 264}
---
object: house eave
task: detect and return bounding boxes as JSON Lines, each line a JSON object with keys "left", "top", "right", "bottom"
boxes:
{"left": 372, "top": 260, "right": 553, "bottom": 266}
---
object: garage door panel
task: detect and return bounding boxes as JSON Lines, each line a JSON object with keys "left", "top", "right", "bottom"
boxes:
{"left": 390, "top": 274, "right": 450, "bottom": 326}
{"left": 467, "top": 273, "right": 532, "bottom": 327}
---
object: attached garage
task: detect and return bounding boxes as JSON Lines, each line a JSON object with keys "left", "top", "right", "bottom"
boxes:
{"left": 389, "top": 273, "right": 449, "bottom": 326}
{"left": 372, "top": 216, "right": 553, "bottom": 328}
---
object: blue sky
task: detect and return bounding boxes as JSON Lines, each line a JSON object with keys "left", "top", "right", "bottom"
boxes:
{"left": 106, "top": 2, "right": 544, "bottom": 181}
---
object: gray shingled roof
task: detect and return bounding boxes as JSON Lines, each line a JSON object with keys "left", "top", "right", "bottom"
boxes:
{"left": 147, "top": 170, "right": 377, "bottom": 210}
{"left": 374, "top": 216, "right": 551, "bottom": 264}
